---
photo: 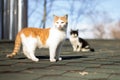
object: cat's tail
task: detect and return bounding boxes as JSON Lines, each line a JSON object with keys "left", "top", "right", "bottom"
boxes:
{"left": 6, "top": 32, "right": 21, "bottom": 58}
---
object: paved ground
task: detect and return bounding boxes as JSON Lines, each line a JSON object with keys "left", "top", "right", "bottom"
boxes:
{"left": 0, "top": 40, "right": 120, "bottom": 80}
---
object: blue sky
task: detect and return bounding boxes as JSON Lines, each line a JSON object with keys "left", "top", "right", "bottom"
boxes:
{"left": 97, "top": 0, "right": 120, "bottom": 20}
{"left": 28, "top": 0, "right": 120, "bottom": 27}
{"left": 28, "top": 0, "right": 120, "bottom": 39}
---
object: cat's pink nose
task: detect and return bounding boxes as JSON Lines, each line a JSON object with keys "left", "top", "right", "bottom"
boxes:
{"left": 59, "top": 25, "right": 62, "bottom": 28}
{"left": 58, "top": 25, "right": 62, "bottom": 29}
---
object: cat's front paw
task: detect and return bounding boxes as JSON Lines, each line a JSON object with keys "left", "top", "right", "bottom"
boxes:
{"left": 76, "top": 49, "right": 80, "bottom": 52}
{"left": 73, "top": 49, "right": 78, "bottom": 52}
{"left": 50, "top": 58, "right": 56, "bottom": 62}
{"left": 73, "top": 49, "right": 76, "bottom": 52}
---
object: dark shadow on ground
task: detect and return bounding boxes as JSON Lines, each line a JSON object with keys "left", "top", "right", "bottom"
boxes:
{"left": 16, "top": 55, "right": 88, "bottom": 60}
{"left": 36, "top": 55, "right": 87, "bottom": 60}
{"left": 62, "top": 56, "right": 88, "bottom": 60}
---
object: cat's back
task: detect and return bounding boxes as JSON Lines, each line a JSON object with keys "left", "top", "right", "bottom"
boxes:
{"left": 18, "top": 27, "right": 51, "bottom": 46}
{"left": 20, "top": 27, "right": 50, "bottom": 37}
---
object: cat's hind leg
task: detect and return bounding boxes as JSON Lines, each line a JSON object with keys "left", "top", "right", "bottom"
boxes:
{"left": 81, "top": 46, "right": 94, "bottom": 52}
{"left": 29, "top": 50, "right": 39, "bottom": 62}
{"left": 81, "top": 48, "right": 90, "bottom": 52}
{"left": 22, "top": 36, "right": 39, "bottom": 62}
{"left": 23, "top": 46, "right": 39, "bottom": 62}
{"left": 23, "top": 46, "right": 32, "bottom": 60}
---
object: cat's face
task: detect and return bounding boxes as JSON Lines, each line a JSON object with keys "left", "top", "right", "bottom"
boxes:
{"left": 70, "top": 30, "right": 78, "bottom": 38}
{"left": 54, "top": 15, "right": 68, "bottom": 30}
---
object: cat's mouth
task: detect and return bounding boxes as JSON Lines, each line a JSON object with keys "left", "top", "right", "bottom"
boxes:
{"left": 58, "top": 27, "right": 63, "bottom": 30}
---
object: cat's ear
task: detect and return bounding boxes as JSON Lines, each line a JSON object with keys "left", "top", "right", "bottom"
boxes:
{"left": 53, "top": 15, "right": 58, "bottom": 21}
{"left": 64, "top": 14, "right": 68, "bottom": 18}
{"left": 53, "top": 15, "right": 57, "bottom": 18}
{"left": 53, "top": 14, "right": 56, "bottom": 17}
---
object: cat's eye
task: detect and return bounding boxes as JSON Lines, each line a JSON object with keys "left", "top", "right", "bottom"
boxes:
{"left": 61, "top": 22, "right": 64, "bottom": 23}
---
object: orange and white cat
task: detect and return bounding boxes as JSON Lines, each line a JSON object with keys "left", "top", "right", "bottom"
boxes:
{"left": 6, "top": 15, "right": 68, "bottom": 62}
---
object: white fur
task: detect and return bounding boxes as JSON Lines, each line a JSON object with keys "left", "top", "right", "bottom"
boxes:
{"left": 81, "top": 48, "right": 90, "bottom": 52}
{"left": 69, "top": 35, "right": 82, "bottom": 52}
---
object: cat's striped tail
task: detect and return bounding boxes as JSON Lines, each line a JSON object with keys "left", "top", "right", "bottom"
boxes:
{"left": 6, "top": 32, "right": 21, "bottom": 58}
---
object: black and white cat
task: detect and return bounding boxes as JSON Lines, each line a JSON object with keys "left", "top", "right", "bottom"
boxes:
{"left": 69, "top": 29, "right": 94, "bottom": 52}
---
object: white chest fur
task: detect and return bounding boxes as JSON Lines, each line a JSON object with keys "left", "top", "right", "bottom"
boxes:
{"left": 46, "top": 28, "right": 66, "bottom": 45}
{"left": 69, "top": 37, "right": 82, "bottom": 52}
{"left": 69, "top": 37, "right": 79, "bottom": 45}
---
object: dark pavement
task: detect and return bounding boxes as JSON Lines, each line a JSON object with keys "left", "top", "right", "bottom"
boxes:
{"left": 0, "top": 40, "right": 120, "bottom": 80}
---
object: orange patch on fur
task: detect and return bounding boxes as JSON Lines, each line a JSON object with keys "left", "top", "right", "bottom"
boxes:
{"left": 21, "top": 28, "right": 50, "bottom": 45}
{"left": 38, "top": 28, "right": 50, "bottom": 45}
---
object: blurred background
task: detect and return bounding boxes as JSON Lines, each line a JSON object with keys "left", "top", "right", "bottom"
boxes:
{"left": 0, "top": 0, "right": 120, "bottom": 40}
